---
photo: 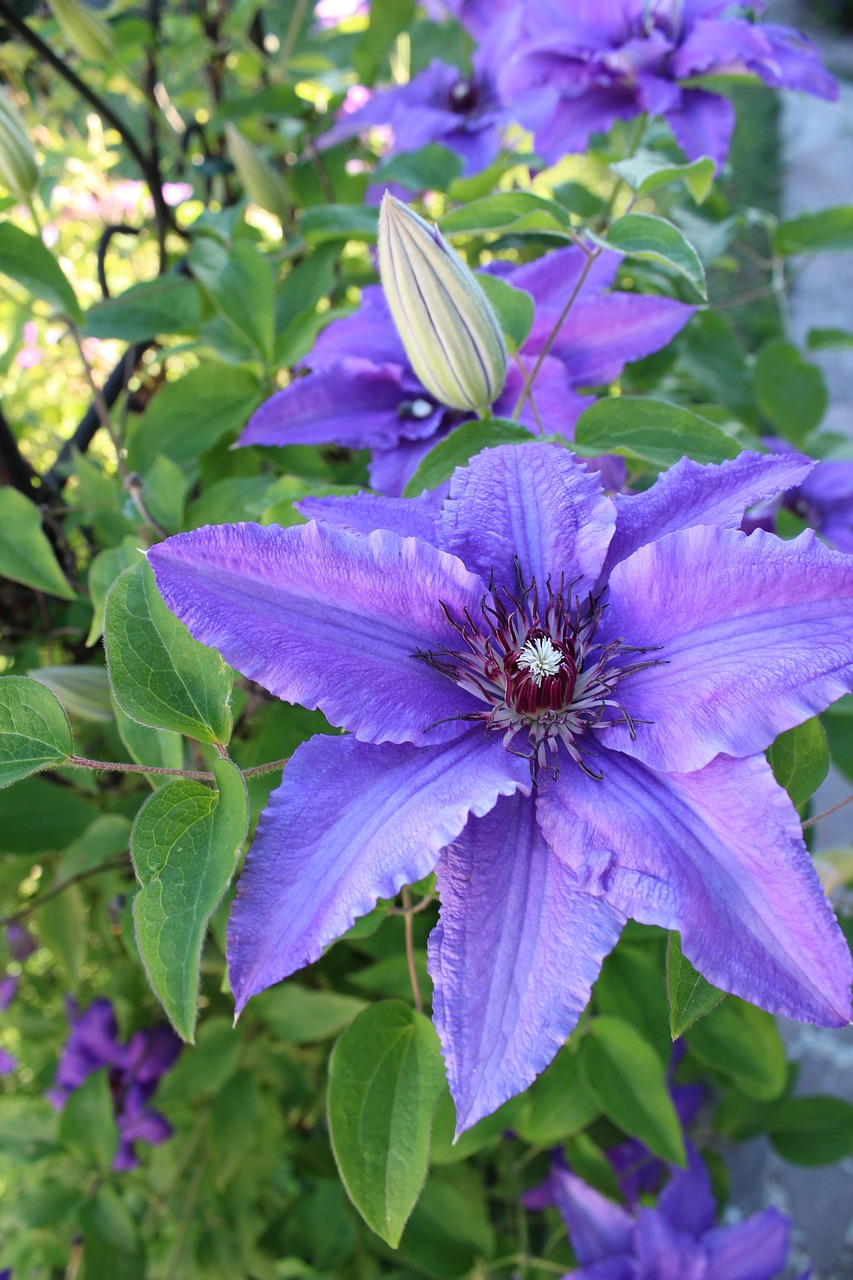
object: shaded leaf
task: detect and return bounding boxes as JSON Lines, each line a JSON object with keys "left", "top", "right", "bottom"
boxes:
{"left": 328, "top": 1000, "right": 446, "bottom": 1246}
{"left": 126, "top": 364, "right": 263, "bottom": 473}
{"left": 686, "top": 998, "right": 787, "bottom": 1100}
{"left": 769, "top": 1095, "right": 853, "bottom": 1165}
{"left": 754, "top": 340, "right": 826, "bottom": 444}
{"left": 83, "top": 276, "right": 200, "bottom": 342}
{"left": 0, "top": 222, "right": 81, "bottom": 318}
{"left": 476, "top": 273, "right": 534, "bottom": 353}
{"left": 574, "top": 397, "right": 740, "bottom": 468}
{"left": 0, "top": 676, "right": 72, "bottom": 788}
{"left": 768, "top": 717, "right": 829, "bottom": 809}
{"left": 0, "top": 488, "right": 75, "bottom": 600}
{"left": 666, "top": 933, "right": 725, "bottom": 1038}
{"left": 579, "top": 1016, "right": 685, "bottom": 1165}
{"left": 131, "top": 758, "right": 248, "bottom": 1040}
{"left": 105, "top": 560, "right": 233, "bottom": 744}
{"left": 774, "top": 205, "right": 853, "bottom": 256}
{"left": 440, "top": 191, "right": 571, "bottom": 237}
{"left": 602, "top": 213, "right": 706, "bottom": 297}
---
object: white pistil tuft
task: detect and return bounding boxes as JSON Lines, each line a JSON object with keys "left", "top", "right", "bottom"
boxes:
{"left": 517, "top": 636, "right": 563, "bottom": 685}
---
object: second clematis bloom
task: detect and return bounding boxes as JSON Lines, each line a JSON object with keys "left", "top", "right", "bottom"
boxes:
{"left": 148, "top": 444, "right": 853, "bottom": 1131}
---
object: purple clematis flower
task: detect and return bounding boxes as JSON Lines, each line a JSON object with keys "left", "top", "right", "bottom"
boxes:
{"left": 240, "top": 246, "right": 694, "bottom": 496}
{"left": 422, "top": 0, "right": 517, "bottom": 43}
{"left": 48, "top": 999, "right": 180, "bottom": 1171}
{"left": 539, "top": 1143, "right": 796, "bottom": 1279}
{"left": 322, "top": 51, "right": 514, "bottom": 178}
{"left": 148, "top": 443, "right": 853, "bottom": 1131}
{"left": 497, "top": 0, "right": 837, "bottom": 171}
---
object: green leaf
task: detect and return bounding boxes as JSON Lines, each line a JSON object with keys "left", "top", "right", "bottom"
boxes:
{"left": 602, "top": 213, "right": 706, "bottom": 297}
{"left": 105, "top": 560, "right": 233, "bottom": 744}
{"left": 209, "top": 1070, "right": 267, "bottom": 1189}
{"left": 0, "top": 487, "right": 76, "bottom": 600}
{"left": 83, "top": 275, "right": 201, "bottom": 342}
{"left": 59, "top": 1070, "right": 118, "bottom": 1171}
{"left": 0, "top": 775, "right": 97, "bottom": 854}
{"left": 476, "top": 274, "right": 534, "bottom": 353}
{"left": 666, "top": 933, "right": 725, "bottom": 1038}
{"left": 596, "top": 942, "right": 670, "bottom": 1060}
{"left": 79, "top": 1185, "right": 145, "bottom": 1280}
{"left": 300, "top": 204, "right": 379, "bottom": 245}
{"left": 807, "top": 326, "right": 853, "bottom": 351}
{"left": 38, "top": 880, "right": 87, "bottom": 987}
{"left": 327, "top": 1000, "right": 446, "bottom": 1246}
{"left": 354, "top": 0, "right": 415, "bottom": 84}
{"left": 402, "top": 418, "right": 537, "bottom": 497}
{"left": 768, "top": 717, "right": 829, "bottom": 809}
{"left": 155, "top": 1016, "right": 240, "bottom": 1105}
{"left": 126, "top": 363, "right": 263, "bottom": 473}
{"left": 774, "top": 205, "right": 853, "bottom": 256}
{"left": 374, "top": 144, "right": 463, "bottom": 194}
{"left": 574, "top": 397, "right": 740, "bottom": 469}
{"left": 612, "top": 150, "right": 715, "bottom": 205}
{"left": 86, "top": 536, "right": 140, "bottom": 646}
{"left": 753, "top": 340, "right": 827, "bottom": 443}
{"left": 54, "top": 813, "right": 131, "bottom": 885}
{"left": 513, "top": 1044, "right": 599, "bottom": 1145}
{"left": 189, "top": 238, "right": 275, "bottom": 363}
{"left": 0, "top": 676, "right": 72, "bottom": 787}
{"left": 29, "top": 666, "right": 113, "bottom": 723}
{"left": 0, "top": 222, "right": 82, "bottom": 319}
{"left": 769, "top": 1095, "right": 853, "bottom": 1165}
{"left": 440, "top": 191, "right": 571, "bottom": 237}
{"left": 579, "top": 1016, "right": 686, "bottom": 1165}
{"left": 430, "top": 1092, "right": 515, "bottom": 1164}
{"left": 131, "top": 757, "right": 248, "bottom": 1041}
{"left": 252, "top": 983, "right": 367, "bottom": 1043}
{"left": 686, "top": 998, "right": 787, "bottom": 1100}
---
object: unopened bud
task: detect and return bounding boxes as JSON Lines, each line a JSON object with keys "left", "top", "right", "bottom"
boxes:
{"left": 224, "top": 123, "right": 290, "bottom": 221}
{"left": 378, "top": 192, "right": 507, "bottom": 413}
{"left": 0, "top": 91, "right": 38, "bottom": 199}
{"left": 48, "top": 0, "right": 114, "bottom": 62}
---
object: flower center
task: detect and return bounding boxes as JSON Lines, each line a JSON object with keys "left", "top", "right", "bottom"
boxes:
{"left": 417, "top": 568, "right": 658, "bottom": 780}
{"left": 448, "top": 79, "right": 478, "bottom": 114}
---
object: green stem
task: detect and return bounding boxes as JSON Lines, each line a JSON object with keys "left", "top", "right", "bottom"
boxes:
{"left": 68, "top": 754, "right": 290, "bottom": 781}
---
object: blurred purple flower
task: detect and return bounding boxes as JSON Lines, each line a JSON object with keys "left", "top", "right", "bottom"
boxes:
{"left": 321, "top": 52, "right": 514, "bottom": 178}
{"left": 240, "top": 246, "right": 694, "bottom": 495}
{"left": 541, "top": 1144, "right": 795, "bottom": 1279}
{"left": 0, "top": 1048, "right": 15, "bottom": 1075}
{"left": 745, "top": 453, "right": 853, "bottom": 553}
{"left": 48, "top": 999, "right": 180, "bottom": 1171}
{"left": 0, "top": 977, "right": 16, "bottom": 1013}
{"left": 149, "top": 444, "right": 853, "bottom": 1129}
{"left": 422, "top": 0, "right": 517, "bottom": 42}
{"left": 498, "top": 0, "right": 838, "bottom": 170}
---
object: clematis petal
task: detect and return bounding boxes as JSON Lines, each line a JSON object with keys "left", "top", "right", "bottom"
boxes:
{"left": 602, "top": 450, "right": 814, "bottom": 576}
{"left": 228, "top": 731, "right": 530, "bottom": 1013}
{"left": 548, "top": 292, "right": 696, "bottom": 387}
{"left": 296, "top": 490, "right": 442, "bottom": 543}
{"left": 537, "top": 747, "right": 853, "bottom": 1026}
{"left": 664, "top": 88, "right": 735, "bottom": 170}
{"left": 657, "top": 1144, "right": 716, "bottom": 1238}
{"left": 148, "top": 520, "right": 487, "bottom": 746}
{"left": 601, "top": 525, "right": 853, "bottom": 772}
{"left": 703, "top": 1208, "right": 790, "bottom": 1280}
{"left": 310, "top": 285, "right": 407, "bottom": 368}
{"left": 547, "top": 1165, "right": 634, "bottom": 1264}
{"left": 507, "top": 244, "right": 619, "bottom": 314}
{"left": 238, "top": 360, "right": 414, "bottom": 451}
{"left": 438, "top": 443, "right": 615, "bottom": 594}
{"left": 428, "top": 792, "right": 624, "bottom": 1132}
{"left": 632, "top": 1208, "right": 705, "bottom": 1278}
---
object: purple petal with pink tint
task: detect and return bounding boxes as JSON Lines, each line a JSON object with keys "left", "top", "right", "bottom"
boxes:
{"left": 228, "top": 731, "right": 530, "bottom": 1013}
{"left": 600, "top": 524, "right": 853, "bottom": 773}
{"left": 538, "top": 747, "right": 852, "bottom": 1026}
{"left": 149, "top": 520, "right": 487, "bottom": 746}
{"left": 428, "top": 792, "right": 623, "bottom": 1131}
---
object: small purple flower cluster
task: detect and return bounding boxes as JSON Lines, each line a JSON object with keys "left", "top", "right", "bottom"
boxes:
{"left": 48, "top": 999, "right": 180, "bottom": 1171}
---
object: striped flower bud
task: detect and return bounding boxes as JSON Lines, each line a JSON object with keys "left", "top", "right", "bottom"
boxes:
{"left": 224, "top": 123, "right": 290, "bottom": 222}
{"left": 0, "top": 91, "right": 38, "bottom": 200}
{"left": 48, "top": 0, "right": 114, "bottom": 62}
{"left": 378, "top": 192, "right": 507, "bottom": 413}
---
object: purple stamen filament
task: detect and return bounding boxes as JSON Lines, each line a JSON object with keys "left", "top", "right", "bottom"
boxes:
{"left": 418, "top": 569, "right": 659, "bottom": 781}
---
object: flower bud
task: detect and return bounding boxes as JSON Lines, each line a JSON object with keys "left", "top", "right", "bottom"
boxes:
{"left": 0, "top": 91, "right": 38, "bottom": 200}
{"left": 378, "top": 192, "right": 507, "bottom": 413}
{"left": 48, "top": 0, "right": 114, "bottom": 63}
{"left": 224, "top": 123, "right": 290, "bottom": 221}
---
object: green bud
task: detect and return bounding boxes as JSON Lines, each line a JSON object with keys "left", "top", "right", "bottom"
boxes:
{"left": 378, "top": 192, "right": 507, "bottom": 413}
{"left": 0, "top": 91, "right": 38, "bottom": 200}
{"left": 224, "top": 123, "right": 290, "bottom": 222}
{"left": 48, "top": 0, "right": 114, "bottom": 62}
